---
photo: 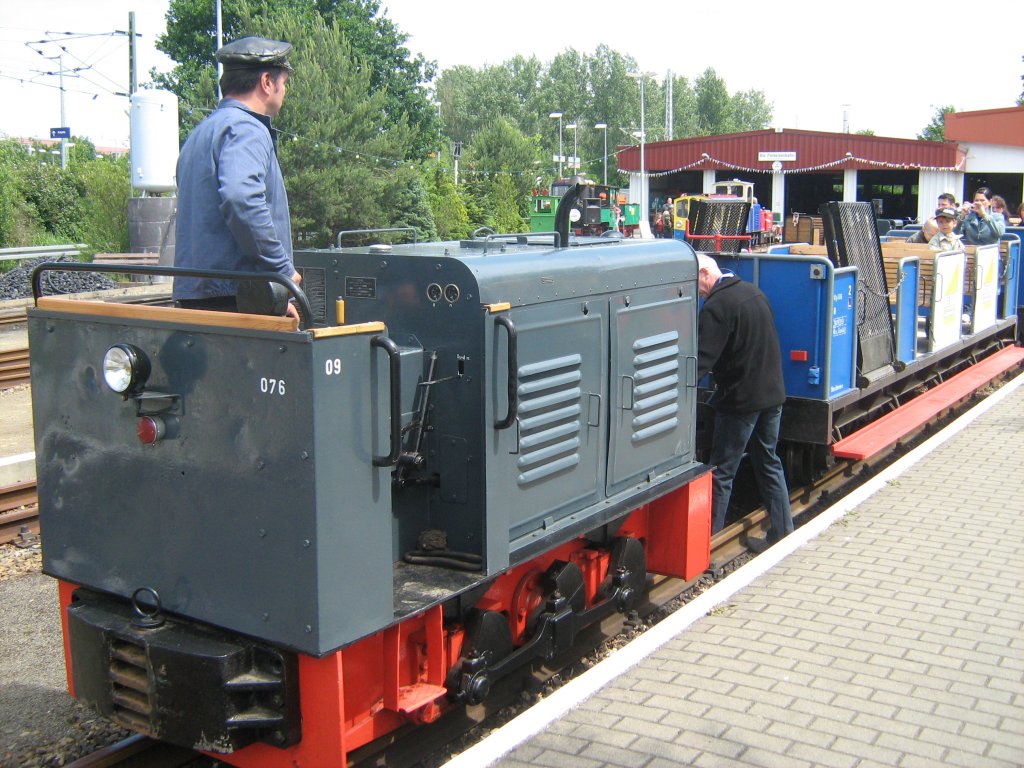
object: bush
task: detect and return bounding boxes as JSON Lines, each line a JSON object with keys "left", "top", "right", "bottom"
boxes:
{"left": 74, "top": 156, "right": 131, "bottom": 253}
{"left": 0, "top": 139, "right": 131, "bottom": 251}
{"left": 21, "top": 163, "right": 86, "bottom": 241}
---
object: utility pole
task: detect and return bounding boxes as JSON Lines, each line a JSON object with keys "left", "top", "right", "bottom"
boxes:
{"left": 36, "top": 50, "right": 71, "bottom": 167}
{"left": 54, "top": 53, "right": 67, "bottom": 169}
{"left": 129, "top": 12, "right": 137, "bottom": 94}
{"left": 216, "top": 0, "right": 224, "bottom": 99}
{"left": 549, "top": 112, "right": 563, "bottom": 178}
{"left": 433, "top": 101, "right": 441, "bottom": 165}
{"left": 665, "top": 70, "right": 673, "bottom": 141}
{"left": 566, "top": 123, "right": 577, "bottom": 173}
{"left": 30, "top": 27, "right": 138, "bottom": 164}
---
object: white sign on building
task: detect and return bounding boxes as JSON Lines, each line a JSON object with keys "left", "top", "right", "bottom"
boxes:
{"left": 758, "top": 151, "right": 797, "bottom": 162}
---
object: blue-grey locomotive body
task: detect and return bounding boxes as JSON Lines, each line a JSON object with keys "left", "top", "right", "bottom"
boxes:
{"left": 28, "top": 232, "right": 713, "bottom": 765}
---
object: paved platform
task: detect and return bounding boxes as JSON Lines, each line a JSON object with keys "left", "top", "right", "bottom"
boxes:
{"left": 447, "top": 371, "right": 1024, "bottom": 768}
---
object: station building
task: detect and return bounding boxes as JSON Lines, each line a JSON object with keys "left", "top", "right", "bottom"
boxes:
{"left": 617, "top": 105, "right": 1024, "bottom": 223}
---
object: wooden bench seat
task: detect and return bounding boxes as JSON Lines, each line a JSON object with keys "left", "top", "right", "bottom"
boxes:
{"left": 786, "top": 242, "right": 1000, "bottom": 307}
{"left": 36, "top": 296, "right": 298, "bottom": 332}
{"left": 92, "top": 253, "right": 161, "bottom": 266}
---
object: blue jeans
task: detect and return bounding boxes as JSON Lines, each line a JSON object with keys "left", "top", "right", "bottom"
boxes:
{"left": 710, "top": 405, "right": 794, "bottom": 538}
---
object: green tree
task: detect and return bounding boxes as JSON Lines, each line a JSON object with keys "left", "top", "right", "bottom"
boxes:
{"left": 583, "top": 46, "right": 640, "bottom": 177}
{"left": 0, "top": 139, "right": 132, "bottom": 250}
{"left": 540, "top": 49, "right": 591, "bottom": 141}
{"left": 73, "top": 156, "right": 132, "bottom": 253}
{"left": 459, "top": 176, "right": 489, "bottom": 233}
{"left": 729, "top": 89, "right": 773, "bottom": 133}
{"left": 668, "top": 73, "right": 699, "bottom": 139}
{"left": 490, "top": 173, "right": 527, "bottom": 233}
{"left": 917, "top": 105, "right": 956, "bottom": 141}
{"left": 436, "top": 65, "right": 500, "bottom": 148}
{"left": 0, "top": 163, "right": 20, "bottom": 247}
{"left": 0, "top": 141, "right": 31, "bottom": 247}
{"left": 425, "top": 164, "right": 470, "bottom": 240}
{"left": 21, "top": 164, "right": 86, "bottom": 241}
{"left": 694, "top": 68, "right": 732, "bottom": 135}
{"left": 387, "top": 169, "right": 437, "bottom": 243}
{"left": 155, "top": 0, "right": 435, "bottom": 155}
{"left": 158, "top": 2, "right": 432, "bottom": 247}
{"left": 434, "top": 49, "right": 770, "bottom": 191}
{"left": 269, "top": 6, "right": 422, "bottom": 245}
{"left": 462, "top": 117, "right": 540, "bottom": 213}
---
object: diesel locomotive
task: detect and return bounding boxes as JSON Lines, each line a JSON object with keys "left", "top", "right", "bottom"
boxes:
{"left": 28, "top": 190, "right": 712, "bottom": 766}
{"left": 26, "top": 196, "right": 1023, "bottom": 766}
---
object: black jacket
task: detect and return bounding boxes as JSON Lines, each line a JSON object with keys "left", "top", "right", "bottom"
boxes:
{"left": 697, "top": 276, "right": 785, "bottom": 414}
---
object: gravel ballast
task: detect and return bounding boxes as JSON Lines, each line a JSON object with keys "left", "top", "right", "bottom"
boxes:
{"left": 0, "top": 256, "right": 119, "bottom": 302}
{"left": 0, "top": 545, "right": 131, "bottom": 767}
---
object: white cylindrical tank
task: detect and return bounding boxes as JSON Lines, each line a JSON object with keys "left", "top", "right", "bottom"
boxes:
{"left": 130, "top": 89, "right": 179, "bottom": 193}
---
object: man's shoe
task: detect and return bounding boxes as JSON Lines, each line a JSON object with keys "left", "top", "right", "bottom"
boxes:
{"left": 746, "top": 535, "right": 771, "bottom": 554}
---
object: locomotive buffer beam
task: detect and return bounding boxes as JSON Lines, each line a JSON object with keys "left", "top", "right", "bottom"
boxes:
{"left": 452, "top": 538, "right": 646, "bottom": 705}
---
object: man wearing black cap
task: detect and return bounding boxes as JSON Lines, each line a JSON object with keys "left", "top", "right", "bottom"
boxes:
{"left": 173, "top": 37, "right": 301, "bottom": 319}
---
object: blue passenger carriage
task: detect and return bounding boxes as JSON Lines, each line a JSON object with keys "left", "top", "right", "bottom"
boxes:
{"left": 708, "top": 202, "right": 1023, "bottom": 484}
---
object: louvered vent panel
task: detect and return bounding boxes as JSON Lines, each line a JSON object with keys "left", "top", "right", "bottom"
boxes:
{"left": 630, "top": 331, "right": 680, "bottom": 443}
{"left": 109, "top": 636, "right": 156, "bottom": 735}
{"left": 515, "top": 354, "right": 583, "bottom": 486}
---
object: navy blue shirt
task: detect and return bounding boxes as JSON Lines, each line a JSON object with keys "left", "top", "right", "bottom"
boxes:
{"left": 173, "top": 99, "right": 294, "bottom": 299}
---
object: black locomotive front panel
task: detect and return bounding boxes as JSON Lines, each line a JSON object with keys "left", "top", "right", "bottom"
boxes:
{"left": 66, "top": 588, "right": 300, "bottom": 753}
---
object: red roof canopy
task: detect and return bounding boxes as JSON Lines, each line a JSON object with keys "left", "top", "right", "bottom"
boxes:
{"left": 945, "top": 106, "right": 1024, "bottom": 148}
{"left": 616, "top": 128, "right": 965, "bottom": 174}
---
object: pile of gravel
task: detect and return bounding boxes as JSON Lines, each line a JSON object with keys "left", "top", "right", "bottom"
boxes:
{"left": 0, "top": 257, "right": 118, "bottom": 301}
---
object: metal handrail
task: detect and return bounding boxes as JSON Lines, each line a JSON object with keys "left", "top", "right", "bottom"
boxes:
{"left": 0, "top": 244, "right": 87, "bottom": 263}
{"left": 29, "top": 262, "right": 313, "bottom": 330}
{"left": 336, "top": 227, "right": 417, "bottom": 248}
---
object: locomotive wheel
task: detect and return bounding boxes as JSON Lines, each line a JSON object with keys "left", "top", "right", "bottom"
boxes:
{"left": 782, "top": 442, "right": 816, "bottom": 486}
{"left": 602, "top": 537, "right": 647, "bottom": 612}
{"left": 510, "top": 569, "right": 544, "bottom": 645}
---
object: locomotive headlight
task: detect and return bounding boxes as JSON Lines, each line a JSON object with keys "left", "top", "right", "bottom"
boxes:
{"left": 102, "top": 344, "right": 151, "bottom": 395}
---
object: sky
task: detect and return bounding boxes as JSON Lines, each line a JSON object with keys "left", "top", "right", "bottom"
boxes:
{"left": 1, "top": 0, "right": 1022, "bottom": 149}
{"left": 0, "top": 1, "right": 175, "bottom": 148}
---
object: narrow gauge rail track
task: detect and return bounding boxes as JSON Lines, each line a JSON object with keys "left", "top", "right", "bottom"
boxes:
{"left": 0, "top": 479, "right": 37, "bottom": 545}
{"left": 0, "top": 346, "right": 30, "bottom": 389}
{"left": 30, "top": 360, "right": 1023, "bottom": 768}
{"left": 0, "top": 292, "right": 172, "bottom": 391}
{"left": 63, "top": 734, "right": 206, "bottom": 768}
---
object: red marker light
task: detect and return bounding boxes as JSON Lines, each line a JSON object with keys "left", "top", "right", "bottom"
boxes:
{"left": 789, "top": 350, "right": 809, "bottom": 362}
{"left": 137, "top": 416, "right": 166, "bottom": 444}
